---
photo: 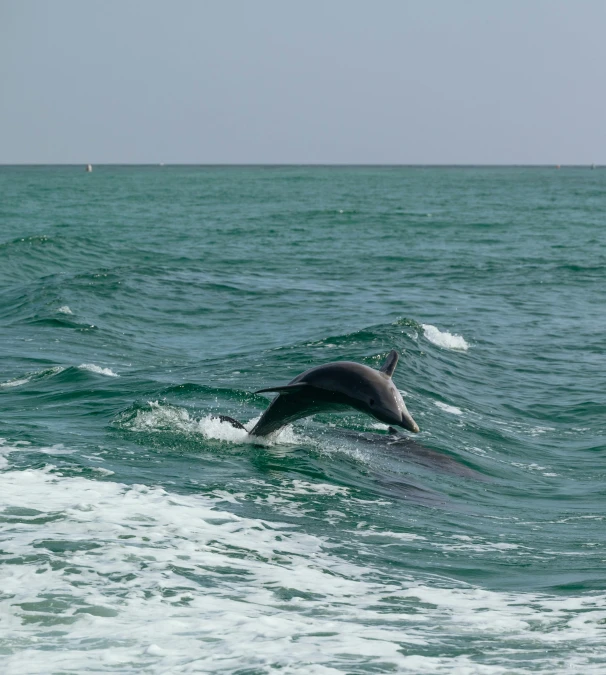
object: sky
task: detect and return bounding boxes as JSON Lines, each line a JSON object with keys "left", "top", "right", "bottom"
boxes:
{"left": 1, "top": 1, "right": 605, "bottom": 164}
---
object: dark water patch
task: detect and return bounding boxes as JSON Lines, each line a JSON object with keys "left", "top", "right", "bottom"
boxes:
{"left": 33, "top": 540, "right": 102, "bottom": 553}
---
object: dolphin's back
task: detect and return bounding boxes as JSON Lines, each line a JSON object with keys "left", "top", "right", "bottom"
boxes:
{"left": 293, "top": 361, "right": 388, "bottom": 397}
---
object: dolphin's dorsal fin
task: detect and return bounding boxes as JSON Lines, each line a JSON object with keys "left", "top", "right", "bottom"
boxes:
{"left": 255, "top": 383, "right": 308, "bottom": 395}
{"left": 379, "top": 350, "right": 399, "bottom": 377}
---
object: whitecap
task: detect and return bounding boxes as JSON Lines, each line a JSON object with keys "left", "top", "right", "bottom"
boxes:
{"left": 422, "top": 324, "right": 469, "bottom": 351}
{"left": 78, "top": 364, "right": 119, "bottom": 377}
{"left": 56, "top": 305, "right": 73, "bottom": 315}
{"left": 434, "top": 401, "right": 463, "bottom": 415}
{"left": 0, "top": 377, "right": 31, "bottom": 388}
{"left": 1, "top": 366, "right": 65, "bottom": 389}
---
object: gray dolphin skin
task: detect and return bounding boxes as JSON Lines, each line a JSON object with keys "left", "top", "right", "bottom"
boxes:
{"left": 249, "top": 350, "right": 419, "bottom": 437}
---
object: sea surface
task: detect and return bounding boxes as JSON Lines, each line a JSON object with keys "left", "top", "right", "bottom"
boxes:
{"left": 1, "top": 165, "right": 605, "bottom": 674}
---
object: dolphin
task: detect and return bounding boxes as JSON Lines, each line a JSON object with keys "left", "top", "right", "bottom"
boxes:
{"left": 233, "top": 350, "right": 419, "bottom": 437}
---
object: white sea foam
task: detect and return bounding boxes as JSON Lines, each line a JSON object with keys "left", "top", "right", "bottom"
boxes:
{"left": 0, "top": 439, "right": 12, "bottom": 469}
{"left": 213, "top": 478, "right": 351, "bottom": 519}
{"left": 438, "top": 535, "right": 524, "bottom": 554}
{"left": 0, "top": 439, "right": 75, "bottom": 470}
{"left": 78, "top": 363, "right": 119, "bottom": 377}
{"left": 56, "top": 305, "right": 73, "bottom": 314}
{"left": 290, "top": 479, "right": 349, "bottom": 496}
{"left": 36, "top": 444, "right": 74, "bottom": 455}
{"left": 422, "top": 324, "right": 469, "bottom": 351}
{"left": 1, "top": 462, "right": 606, "bottom": 673}
{"left": 355, "top": 529, "right": 427, "bottom": 542}
{"left": 434, "top": 401, "right": 463, "bottom": 415}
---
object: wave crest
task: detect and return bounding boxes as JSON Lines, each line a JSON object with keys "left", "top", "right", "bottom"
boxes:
{"left": 78, "top": 364, "right": 119, "bottom": 377}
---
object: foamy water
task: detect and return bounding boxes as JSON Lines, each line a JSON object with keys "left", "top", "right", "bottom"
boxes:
{"left": 1, "top": 443, "right": 604, "bottom": 674}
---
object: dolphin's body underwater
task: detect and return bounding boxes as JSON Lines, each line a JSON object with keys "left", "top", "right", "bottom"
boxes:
{"left": 220, "top": 350, "right": 419, "bottom": 437}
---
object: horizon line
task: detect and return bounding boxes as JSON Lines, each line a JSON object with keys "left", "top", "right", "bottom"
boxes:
{"left": 0, "top": 162, "right": 601, "bottom": 168}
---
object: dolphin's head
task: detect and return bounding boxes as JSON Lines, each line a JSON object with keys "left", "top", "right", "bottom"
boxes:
{"left": 360, "top": 350, "right": 419, "bottom": 433}
{"left": 364, "top": 378, "right": 420, "bottom": 433}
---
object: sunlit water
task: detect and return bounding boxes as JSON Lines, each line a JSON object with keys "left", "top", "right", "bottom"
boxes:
{"left": 1, "top": 165, "right": 605, "bottom": 674}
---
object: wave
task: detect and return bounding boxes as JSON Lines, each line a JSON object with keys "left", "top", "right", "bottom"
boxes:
{"left": 259, "top": 318, "right": 471, "bottom": 374}
{"left": 0, "top": 366, "right": 65, "bottom": 389}
{"left": 0, "top": 363, "right": 119, "bottom": 389}
{"left": 0, "top": 233, "right": 54, "bottom": 251}
{"left": 0, "top": 233, "right": 114, "bottom": 286}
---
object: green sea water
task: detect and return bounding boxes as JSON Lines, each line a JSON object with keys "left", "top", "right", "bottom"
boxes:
{"left": 1, "top": 165, "right": 605, "bottom": 674}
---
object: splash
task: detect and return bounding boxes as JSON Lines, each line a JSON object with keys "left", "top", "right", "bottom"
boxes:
{"left": 118, "top": 402, "right": 304, "bottom": 445}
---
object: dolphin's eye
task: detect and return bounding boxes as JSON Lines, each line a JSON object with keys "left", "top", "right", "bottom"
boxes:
{"left": 369, "top": 398, "right": 375, "bottom": 407}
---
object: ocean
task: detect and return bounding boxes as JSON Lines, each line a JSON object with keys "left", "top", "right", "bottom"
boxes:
{"left": 1, "top": 165, "right": 605, "bottom": 674}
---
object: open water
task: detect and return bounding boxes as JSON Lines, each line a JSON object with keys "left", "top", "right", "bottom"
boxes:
{"left": 1, "top": 165, "right": 605, "bottom": 674}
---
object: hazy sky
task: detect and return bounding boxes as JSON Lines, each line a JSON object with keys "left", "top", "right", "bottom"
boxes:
{"left": 1, "top": 1, "right": 604, "bottom": 164}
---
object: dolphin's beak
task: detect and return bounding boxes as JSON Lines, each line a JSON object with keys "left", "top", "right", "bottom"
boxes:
{"left": 400, "top": 410, "right": 420, "bottom": 433}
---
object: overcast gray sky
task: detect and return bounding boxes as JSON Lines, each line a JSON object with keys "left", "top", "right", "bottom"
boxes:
{"left": 1, "top": 1, "right": 604, "bottom": 164}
